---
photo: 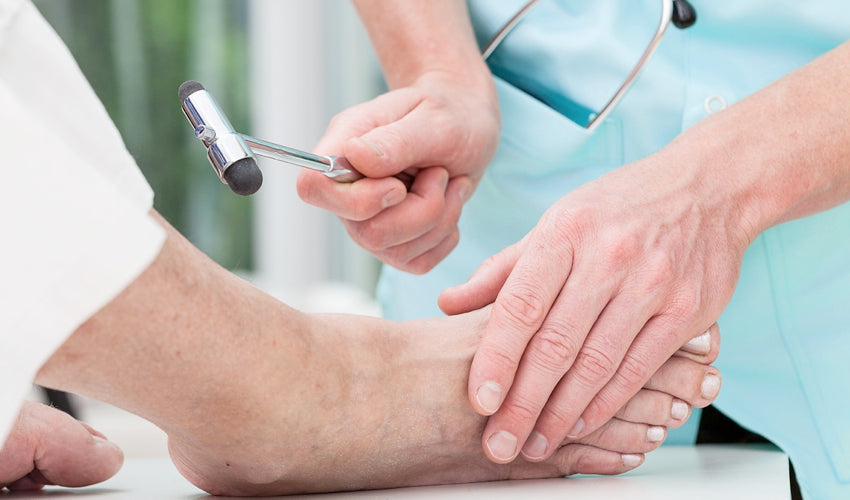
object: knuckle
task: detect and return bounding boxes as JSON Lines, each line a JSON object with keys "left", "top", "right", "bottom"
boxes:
{"left": 539, "top": 403, "right": 577, "bottom": 438}
{"left": 640, "top": 253, "right": 676, "bottom": 290}
{"left": 583, "top": 391, "right": 625, "bottom": 427}
{"left": 667, "top": 289, "right": 703, "bottom": 318}
{"left": 403, "top": 255, "right": 437, "bottom": 275}
{"left": 574, "top": 345, "right": 619, "bottom": 385}
{"left": 601, "top": 232, "right": 642, "bottom": 266}
{"left": 478, "top": 343, "right": 521, "bottom": 375}
{"left": 327, "top": 109, "right": 354, "bottom": 131}
{"left": 617, "top": 354, "right": 653, "bottom": 389}
{"left": 530, "top": 327, "right": 581, "bottom": 374}
{"left": 351, "top": 219, "right": 393, "bottom": 251}
{"left": 497, "top": 286, "right": 549, "bottom": 332}
{"left": 501, "top": 394, "right": 543, "bottom": 426}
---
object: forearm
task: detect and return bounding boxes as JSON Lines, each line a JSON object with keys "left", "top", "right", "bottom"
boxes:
{"left": 352, "top": 0, "right": 492, "bottom": 91}
{"left": 664, "top": 40, "right": 850, "bottom": 242}
{"left": 33, "top": 212, "right": 312, "bottom": 431}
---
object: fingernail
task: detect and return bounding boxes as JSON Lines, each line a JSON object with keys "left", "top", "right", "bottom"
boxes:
{"left": 381, "top": 189, "right": 405, "bottom": 209}
{"left": 355, "top": 137, "right": 383, "bottom": 157}
{"left": 683, "top": 330, "right": 711, "bottom": 354}
{"left": 622, "top": 454, "right": 643, "bottom": 469}
{"left": 93, "top": 435, "right": 122, "bottom": 453}
{"left": 458, "top": 183, "right": 471, "bottom": 203}
{"left": 486, "top": 430, "right": 518, "bottom": 462}
{"left": 521, "top": 432, "right": 549, "bottom": 460}
{"left": 646, "top": 426, "right": 666, "bottom": 442}
{"left": 475, "top": 381, "right": 502, "bottom": 414}
{"left": 701, "top": 374, "right": 721, "bottom": 399}
{"left": 671, "top": 399, "right": 689, "bottom": 420}
{"left": 440, "top": 170, "right": 450, "bottom": 191}
{"left": 567, "top": 418, "right": 584, "bottom": 438}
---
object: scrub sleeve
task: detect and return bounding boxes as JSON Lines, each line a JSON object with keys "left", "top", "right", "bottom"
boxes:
{"left": 0, "top": 0, "right": 165, "bottom": 444}
{"left": 377, "top": 1, "right": 850, "bottom": 497}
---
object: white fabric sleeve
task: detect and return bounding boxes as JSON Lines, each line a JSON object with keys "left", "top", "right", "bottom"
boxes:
{"left": 0, "top": 0, "right": 166, "bottom": 443}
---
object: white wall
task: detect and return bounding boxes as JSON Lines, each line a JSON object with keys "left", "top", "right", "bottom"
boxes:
{"left": 248, "top": 0, "right": 383, "bottom": 313}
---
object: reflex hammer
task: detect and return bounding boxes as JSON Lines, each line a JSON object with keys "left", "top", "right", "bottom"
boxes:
{"left": 178, "top": 80, "right": 412, "bottom": 196}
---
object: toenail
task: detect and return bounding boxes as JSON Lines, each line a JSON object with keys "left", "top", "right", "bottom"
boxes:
{"left": 521, "top": 432, "right": 548, "bottom": 460}
{"left": 683, "top": 330, "right": 711, "bottom": 354}
{"left": 486, "top": 430, "right": 518, "bottom": 462}
{"left": 475, "top": 381, "right": 502, "bottom": 414}
{"left": 622, "top": 454, "right": 643, "bottom": 469}
{"left": 701, "top": 374, "right": 721, "bottom": 400}
{"left": 567, "top": 418, "right": 584, "bottom": 438}
{"left": 646, "top": 426, "right": 666, "bottom": 442}
{"left": 671, "top": 399, "right": 689, "bottom": 420}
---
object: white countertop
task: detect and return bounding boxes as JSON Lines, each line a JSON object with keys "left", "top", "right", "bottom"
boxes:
{"left": 3, "top": 445, "right": 789, "bottom": 499}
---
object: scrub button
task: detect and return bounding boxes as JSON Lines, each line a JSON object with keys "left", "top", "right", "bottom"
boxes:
{"left": 704, "top": 95, "right": 727, "bottom": 114}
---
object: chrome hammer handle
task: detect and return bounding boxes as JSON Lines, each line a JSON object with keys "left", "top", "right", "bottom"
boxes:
{"left": 241, "top": 135, "right": 376, "bottom": 183}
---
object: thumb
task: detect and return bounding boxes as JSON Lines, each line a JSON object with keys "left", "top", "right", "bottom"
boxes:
{"left": 438, "top": 240, "right": 525, "bottom": 315}
{"left": 342, "top": 94, "right": 467, "bottom": 178}
{"left": 315, "top": 87, "right": 426, "bottom": 163}
{"left": 0, "top": 401, "right": 123, "bottom": 490}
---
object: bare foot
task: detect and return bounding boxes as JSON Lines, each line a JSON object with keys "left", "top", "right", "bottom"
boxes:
{"left": 35, "top": 214, "right": 719, "bottom": 496}
{"left": 165, "top": 309, "right": 719, "bottom": 495}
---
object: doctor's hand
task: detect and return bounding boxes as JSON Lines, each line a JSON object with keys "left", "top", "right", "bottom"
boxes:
{"left": 0, "top": 401, "right": 123, "bottom": 491}
{"left": 438, "top": 152, "right": 753, "bottom": 464}
{"left": 297, "top": 71, "right": 500, "bottom": 274}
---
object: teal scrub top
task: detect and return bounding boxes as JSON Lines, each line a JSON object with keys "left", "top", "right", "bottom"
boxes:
{"left": 376, "top": 2, "right": 850, "bottom": 498}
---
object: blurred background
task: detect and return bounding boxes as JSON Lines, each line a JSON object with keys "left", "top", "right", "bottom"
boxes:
{"left": 32, "top": 0, "right": 385, "bottom": 457}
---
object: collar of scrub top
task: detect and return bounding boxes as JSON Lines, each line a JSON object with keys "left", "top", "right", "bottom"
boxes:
{"left": 482, "top": 0, "right": 697, "bottom": 132}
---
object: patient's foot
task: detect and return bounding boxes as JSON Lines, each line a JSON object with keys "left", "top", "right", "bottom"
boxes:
{"left": 164, "top": 307, "right": 718, "bottom": 495}
{"left": 37, "top": 217, "right": 719, "bottom": 496}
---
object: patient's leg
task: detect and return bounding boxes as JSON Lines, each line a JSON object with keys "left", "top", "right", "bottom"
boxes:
{"left": 36, "top": 213, "right": 719, "bottom": 495}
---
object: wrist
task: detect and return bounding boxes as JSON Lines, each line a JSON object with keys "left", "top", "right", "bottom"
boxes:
{"left": 354, "top": 0, "right": 491, "bottom": 91}
{"left": 668, "top": 43, "right": 850, "bottom": 240}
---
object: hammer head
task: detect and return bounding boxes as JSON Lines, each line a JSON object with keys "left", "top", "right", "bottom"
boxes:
{"left": 179, "top": 80, "right": 263, "bottom": 196}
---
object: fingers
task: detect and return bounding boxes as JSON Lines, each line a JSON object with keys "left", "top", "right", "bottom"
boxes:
{"left": 569, "top": 317, "right": 720, "bottom": 443}
{"left": 0, "top": 401, "right": 123, "bottom": 491}
{"left": 482, "top": 315, "right": 720, "bottom": 464}
{"left": 317, "top": 87, "right": 465, "bottom": 178}
{"left": 477, "top": 267, "right": 647, "bottom": 463}
{"left": 297, "top": 170, "right": 408, "bottom": 222}
{"left": 595, "top": 323, "right": 721, "bottom": 430}
{"left": 521, "top": 417, "right": 667, "bottom": 464}
{"left": 340, "top": 168, "right": 471, "bottom": 273}
{"left": 466, "top": 219, "right": 577, "bottom": 422}
{"left": 438, "top": 240, "right": 525, "bottom": 315}
{"left": 346, "top": 100, "right": 467, "bottom": 178}
{"left": 298, "top": 90, "right": 429, "bottom": 221}
{"left": 313, "top": 88, "right": 424, "bottom": 164}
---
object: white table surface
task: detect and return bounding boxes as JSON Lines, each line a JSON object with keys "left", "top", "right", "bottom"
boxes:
{"left": 2, "top": 445, "right": 790, "bottom": 499}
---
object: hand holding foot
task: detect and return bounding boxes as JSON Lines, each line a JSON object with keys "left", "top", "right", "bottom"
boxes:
{"left": 33, "top": 214, "right": 720, "bottom": 495}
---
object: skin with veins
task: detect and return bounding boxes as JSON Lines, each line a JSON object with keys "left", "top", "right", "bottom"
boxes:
{"left": 34, "top": 215, "right": 718, "bottom": 496}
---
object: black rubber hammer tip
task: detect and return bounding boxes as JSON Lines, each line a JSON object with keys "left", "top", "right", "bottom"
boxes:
{"left": 178, "top": 80, "right": 205, "bottom": 102}
{"left": 223, "top": 157, "right": 263, "bottom": 196}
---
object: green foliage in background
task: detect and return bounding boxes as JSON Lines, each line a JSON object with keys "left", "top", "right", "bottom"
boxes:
{"left": 34, "top": 0, "right": 254, "bottom": 270}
